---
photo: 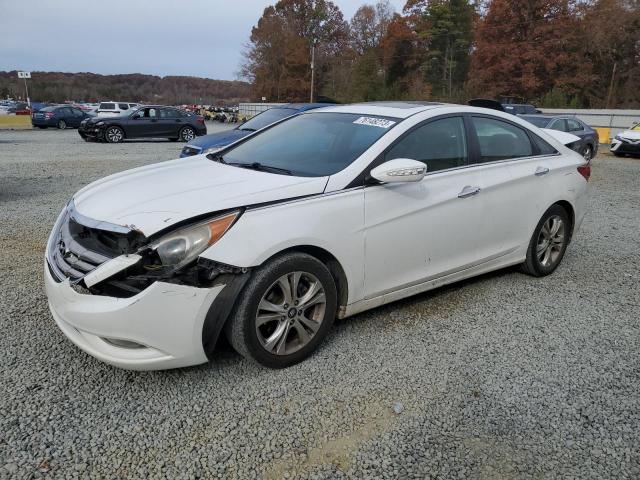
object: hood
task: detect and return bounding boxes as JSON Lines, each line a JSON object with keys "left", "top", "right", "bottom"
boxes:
{"left": 72, "top": 156, "right": 328, "bottom": 236}
{"left": 186, "top": 129, "right": 250, "bottom": 149}
{"left": 618, "top": 129, "right": 640, "bottom": 140}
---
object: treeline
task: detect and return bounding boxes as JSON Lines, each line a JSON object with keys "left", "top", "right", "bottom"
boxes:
{"left": 0, "top": 71, "right": 251, "bottom": 105}
{"left": 242, "top": 0, "right": 640, "bottom": 108}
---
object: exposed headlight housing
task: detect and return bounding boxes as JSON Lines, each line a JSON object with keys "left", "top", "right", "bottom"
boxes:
{"left": 151, "top": 211, "right": 240, "bottom": 270}
{"left": 204, "top": 146, "right": 224, "bottom": 155}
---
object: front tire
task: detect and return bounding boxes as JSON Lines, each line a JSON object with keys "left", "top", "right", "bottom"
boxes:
{"left": 104, "top": 126, "right": 124, "bottom": 143}
{"left": 179, "top": 126, "right": 196, "bottom": 142}
{"left": 521, "top": 205, "right": 570, "bottom": 277}
{"left": 57, "top": 120, "right": 66, "bottom": 129}
{"left": 225, "top": 253, "right": 337, "bottom": 368}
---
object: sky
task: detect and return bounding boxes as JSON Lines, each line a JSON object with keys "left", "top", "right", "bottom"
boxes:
{"left": 0, "top": 0, "right": 406, "bottom": 81}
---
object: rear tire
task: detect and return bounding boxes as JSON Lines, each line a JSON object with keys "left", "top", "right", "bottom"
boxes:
{"left": 179, "top": 126, "right": 196, "bottom": 142}
{"left": 104, "top": 126, "right": 124, "bottom": 143}
{"left": 57, "top": 120, "right": 66, "bottom": 130}
{"left": 582, "top": 144, "right": 593, "bottom": 162}
{"left": 521, "top": 205, "right": 570, "bottom": 277}
{"left": 225, "top": 253, "right": 337, "bottom": 368}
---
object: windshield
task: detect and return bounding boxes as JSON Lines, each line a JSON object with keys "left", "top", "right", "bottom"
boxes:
{"left": 521, "top": 116, "right": 551, "bottom": 128}
{"left": 219, "top": 112, "right": 397, "bottom": 177}
{"left": 40, "top": 106, "right": 57, "bottom": 112}
{"left": 239, "top": 108, "right": 298, "bottom": 131}
{"left": 632, "top": 124, "right": 640, "bottom": 131}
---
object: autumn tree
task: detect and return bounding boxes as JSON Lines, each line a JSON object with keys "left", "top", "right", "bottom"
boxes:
{"left": 242, "top": 0, "right": 348, "bottom": 102}
{"left": 469, "top": 0, "right": 583, "bottom": 102}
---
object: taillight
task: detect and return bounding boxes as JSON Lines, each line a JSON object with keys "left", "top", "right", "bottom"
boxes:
{"left": 577, "top": 165, "right": 591, "bottom": 181}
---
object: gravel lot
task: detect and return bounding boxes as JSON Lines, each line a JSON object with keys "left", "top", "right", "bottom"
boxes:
{"left": 1, "top": 128, "right": 639, "bottom": 479}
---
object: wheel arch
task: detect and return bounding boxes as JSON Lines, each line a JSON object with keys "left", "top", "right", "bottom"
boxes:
{"left": 105, "top": 123, "right": 127, "bottom": 138}
{"left": 263, "top": 245, "right": 349, "bottom": 313}
{"left": 552, "top": 200, "right": 575, "bottom": 241}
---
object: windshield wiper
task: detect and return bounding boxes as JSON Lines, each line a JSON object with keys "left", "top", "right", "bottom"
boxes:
{"left": 208, "top": 153, "right": 227, "bottom": 164}
{"left": 228, "top": 162, "right": 292, "bottom": 175}
{"left": 239, "top": 127, "right": 256, "bottom": 132}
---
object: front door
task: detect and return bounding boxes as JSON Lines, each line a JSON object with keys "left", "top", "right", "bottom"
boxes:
{"left": 127, "top": 107, "right": 160, "bottom": 137}
{"left": 363, "top": 116, "right": 484, "bottom": 299}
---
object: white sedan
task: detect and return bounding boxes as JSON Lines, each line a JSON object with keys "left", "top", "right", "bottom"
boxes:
{"left": 44, "top": 102, "right": 589, "bottom": 370}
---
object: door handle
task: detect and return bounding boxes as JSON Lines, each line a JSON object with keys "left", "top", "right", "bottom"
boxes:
{"left": 535, "top": 166, "right": 550, "bottom": 176}
{"left": 458, "top": 185, "right": 481, "bottom": 199}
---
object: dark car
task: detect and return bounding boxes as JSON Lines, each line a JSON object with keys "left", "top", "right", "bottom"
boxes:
{"left": 502, "top": 103, "right": 541, "bottom": 115}
{"left": 78, "top": 106, "right": 206, "bottom": 143}
{"left": 521, "top": 115, "right": 599, "bottom": 161}
{"left": 32, "top": 106, "right": 90, "bottom": 129}
{"left": 180, "top": 103, "right": 330, "bottom": 157}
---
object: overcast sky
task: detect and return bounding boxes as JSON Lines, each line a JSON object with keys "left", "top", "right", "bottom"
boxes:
{"left": 0, "top": 0, "right": 406, "bottom": 81}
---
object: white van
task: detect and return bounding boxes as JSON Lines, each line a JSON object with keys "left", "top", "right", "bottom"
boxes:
{"left": 96, "top": 101, "right": 139, "bottom": 117}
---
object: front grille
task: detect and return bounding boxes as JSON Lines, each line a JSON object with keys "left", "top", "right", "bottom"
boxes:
{"left": 48, "top": 212, "right": 114, "bottom": 283}
{"left": 181, "top": 146, "right": 202, "bottom": 156}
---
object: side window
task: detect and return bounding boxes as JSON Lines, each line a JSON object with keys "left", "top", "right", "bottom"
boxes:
{"left": 566, "top": 119, "right": 583, "bottom": 132}
{"left": 531, "top": 134, "right": 558, "bottom": 155}
{"left": 100, "top": 103, "right": 115, "bottom": 110}
{"left": 72, "top": 108, "right": 83, "bottom": 117}
{"left": 118, "top": 103, "right": 129, "bottom": 111}
{"left": 550, "top": 119, "right": 568, "bottom": 132}
{"left": 161, "top": 108, "right": 178, "bottom": 119}
{"left": 472, "top": 116, "right": 533, "bottom": 162}
{"left": 385, "top": 117, "right": 467, "bottom": 173}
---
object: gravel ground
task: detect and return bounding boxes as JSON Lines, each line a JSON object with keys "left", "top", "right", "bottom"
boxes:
{"left": 0, "top": 128, "right": 639, "bottom": 479}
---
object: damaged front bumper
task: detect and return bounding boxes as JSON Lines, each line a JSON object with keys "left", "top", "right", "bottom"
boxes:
{"left": 44, "top": 258, "right": 222, "bottom": 370}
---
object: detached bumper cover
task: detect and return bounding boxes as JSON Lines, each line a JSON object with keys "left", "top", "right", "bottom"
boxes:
{"left": 44, "top": 260, "right": 222, "bottom": 370}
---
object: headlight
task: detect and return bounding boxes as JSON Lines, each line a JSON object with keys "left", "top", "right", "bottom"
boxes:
{"left": 151, "top": 211, "right": 239, "bottom": 270}
{"left": 96, "top": 121, "right": 105, "bottom": 126}
{"left": 614, "top": 135, "right": 623, "bottom": 141}
{"left": 204, "top": 146, "right": 224, "bottom": 155}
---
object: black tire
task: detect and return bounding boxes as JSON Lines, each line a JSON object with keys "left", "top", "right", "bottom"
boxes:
{"left": 57, "top": 120, "right": 66, "bottom": 130}
{"left": 521, "top": 204, "right": 570, "bottom": 277}
{"left": 104, "top": 126, "right": 124, "bottom": 143}
{"left": 582, "top": 144, "right": 593, "bottom": 162}
{"left": 179, "top": 126, "right": 196, "bottom": 142}
{"left": 225, "top": 252, "right": 337, "bottom": 368}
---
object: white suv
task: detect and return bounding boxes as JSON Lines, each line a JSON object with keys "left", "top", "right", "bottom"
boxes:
{"left": 96, "top": 101, "right": 139, "bottom": 117}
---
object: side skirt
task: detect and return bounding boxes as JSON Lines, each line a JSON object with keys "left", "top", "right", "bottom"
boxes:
{"left": 339, "top": 253, "right": 524, "bottom": 319}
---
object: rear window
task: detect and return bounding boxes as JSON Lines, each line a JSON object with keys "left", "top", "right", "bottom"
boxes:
{"left": 522, "top": 116, "right": 551, "bottom": 128}
{"left": 99, "top": 103, "right": 115, "bottom": 110}
{"left": 118, "top": 103, "right": 129, "bottom": 110}
{"left": 40, "top": 106, "right": 57, "bottom": 112}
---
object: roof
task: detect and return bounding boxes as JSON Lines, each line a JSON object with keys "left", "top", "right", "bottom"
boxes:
{"left": 314, "top": 101, "right": 446, "bottom": 119}
{"left": 283, "top": 103, "right": 334, "bottom": 112}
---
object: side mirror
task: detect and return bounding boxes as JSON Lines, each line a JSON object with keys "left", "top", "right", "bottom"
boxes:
{"left": 370, "top": 159, "right": 427, "bottom": 183}
{"left": 132, "top": 113, "right": 142, "bottom": 120}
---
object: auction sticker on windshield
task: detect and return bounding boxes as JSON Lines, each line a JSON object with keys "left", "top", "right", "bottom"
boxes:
{"left": 353, "top": 117, "right": 396, "bottom": 129}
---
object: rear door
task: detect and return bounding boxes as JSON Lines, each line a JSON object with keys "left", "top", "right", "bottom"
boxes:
{"left": 158, "top": 108, "right": 183, "bottom": 137}
{"left": 468, "top": 115, "right": 563, "bottom": 255}
{"left": 69, "top": 108, "right": 85, "bottom": 127}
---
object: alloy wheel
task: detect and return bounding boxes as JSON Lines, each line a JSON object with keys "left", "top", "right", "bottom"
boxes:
{"left": 255, "top": 271, "right": 327, "bottom": 356}
{"left": 106, "top": 127, "right": 123, "bottom": 143}
{"left": 181, "top": 127, "right": 195, "bottom": 141}
{"left": 536, "top": 215, "right": 565, "bottom": 267}
{"left": 58, "top": 120, "right": 66, "bottom": 129}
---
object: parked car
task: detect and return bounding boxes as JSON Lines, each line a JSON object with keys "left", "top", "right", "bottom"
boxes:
{"left": 180, "top": 103, "right": 330, "bottom": 157}
{"left": 31, "top": 105, "right": 91, "bottom": 129}
{"left": 45, "top": 102, "right": 589, "bottom": 370}
{"left": 96, "top": 101, "right": 139, "bottom": 117}
{"left": 521, "top": 115, "right": 599, "bottom": 161}
{"left": 78, "top": 105, "right": 206, "bottom": 143}
{"left": 502, "top": 103, "right": 541, "bottom": 115}
{"left": 610, "top": 123, "right": 640, "bottom": 157}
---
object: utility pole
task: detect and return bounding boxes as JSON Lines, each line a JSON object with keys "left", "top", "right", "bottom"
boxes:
{"left": 310, "top": 43, "right": 315, "bottom": 103}
{"left": 17, "top": 71, "right": 31, "bottom": 107}
{"left": 605, "top": 61, "right": 617, "bottom": 109}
